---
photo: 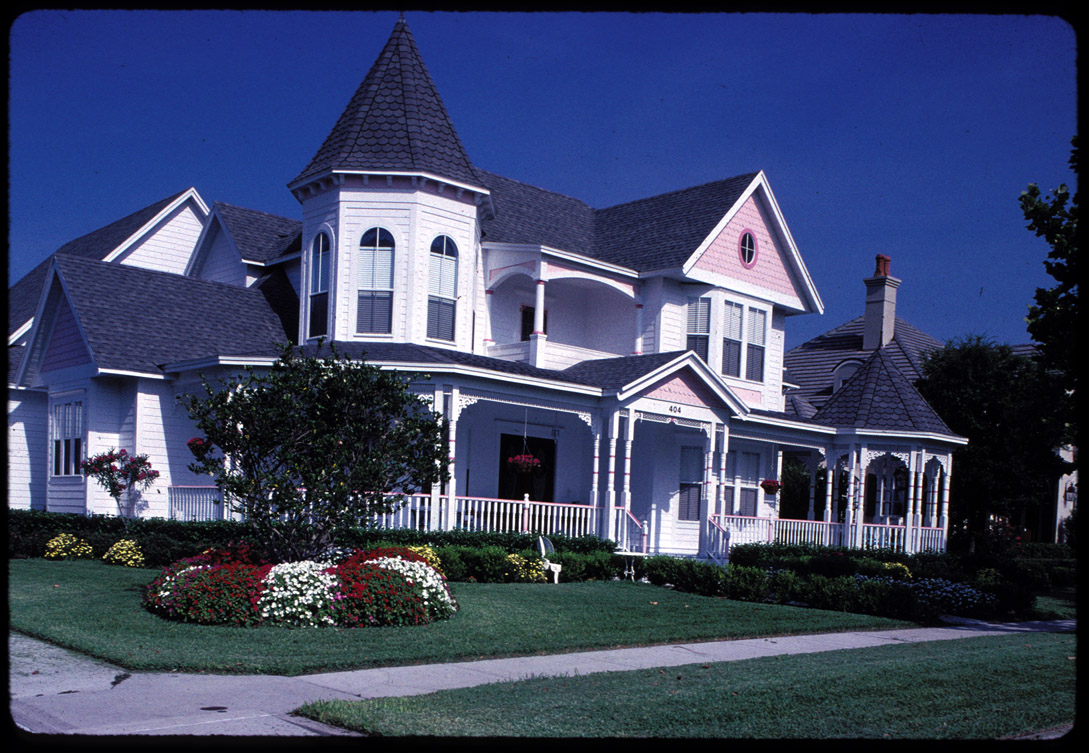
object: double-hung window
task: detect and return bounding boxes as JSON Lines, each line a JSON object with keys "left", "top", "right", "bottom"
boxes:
{"left": 52, "top": 399, "right": 83, "bottom": 476}
{"left": 722, "top": 301, "right": 743, "bottom": 377}
{"left": 686, "top": 296, "right": 711, "bottom": 361}
{"left": 357, "top": 227, "right": 394, "bottom": 334}
{"left": 309, "top": 232, "right": 331, "bottom": 338}
{"left": 746, "top": 308, "right": 767, "bottom": 381}
{"left": 725, "top": 450, "right": 760, "bottom": 517}
{"left": 427, "top": 235, "right": 458, "bottom": 341}
{"left": 678, "top": 446, "right": 704, "bottom": 521}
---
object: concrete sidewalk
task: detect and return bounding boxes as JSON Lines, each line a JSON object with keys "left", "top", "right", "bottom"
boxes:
{"left": 8, "top": 618, "right": 1076, "bottom": 737}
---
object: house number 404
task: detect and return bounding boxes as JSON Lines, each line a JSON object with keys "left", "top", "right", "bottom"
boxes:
{"left": 668, "top": 405, "right": 683, "bottom": 414}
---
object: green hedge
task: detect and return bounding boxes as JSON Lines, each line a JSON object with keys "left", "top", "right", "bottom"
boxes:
{"left": 7, "top": 509, "right": 616, "bottom": 568}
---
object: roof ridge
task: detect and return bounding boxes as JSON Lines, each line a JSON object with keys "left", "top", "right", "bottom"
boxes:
{"left": 595, "top": 172, "right": 760, "bottom": 213}
{"left": 214, "top": 201, "right": 301, "bottom": 226}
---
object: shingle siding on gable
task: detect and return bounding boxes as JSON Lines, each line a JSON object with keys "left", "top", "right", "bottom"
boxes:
{"left": 692, "top": 195, "right": 802, "bottom": 308}
{"left": 116, "top": 204, "right": 205, "bottom": 275}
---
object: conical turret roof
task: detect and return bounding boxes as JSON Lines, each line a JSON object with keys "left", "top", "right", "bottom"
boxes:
{"left": 812, "top": 348, "right": 958, "bottom": 436}
{"left": 292, "top": 18, "right": 483, "bottom": 189}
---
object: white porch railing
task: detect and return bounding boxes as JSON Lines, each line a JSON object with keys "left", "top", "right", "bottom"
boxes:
{"left": 917, "top": 526, "right": 946, "bottom": 553}
{"left": 613, "top": 507, "right": 647, "bottom": 552}
{"left": 454, "top": 495, "right": 596, "bottom": 538}
{"left": 370, "top": 494, "right": 432, "bottom": 530}
{"left": 168, "top": 485, "right": 223, "bottom": 521}
{"left": 860, "top": 523, "right": 906, "bottom": 551}
{"left": 774, "top": 518, "right": 841, "bottom": 547}
{"left": 716, "top": 514, "right": 775, "bottom": 547}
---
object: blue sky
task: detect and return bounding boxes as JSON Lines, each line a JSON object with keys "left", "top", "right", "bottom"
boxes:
{"left": 8, "top": 10, "right": 1077, "bottom": 350}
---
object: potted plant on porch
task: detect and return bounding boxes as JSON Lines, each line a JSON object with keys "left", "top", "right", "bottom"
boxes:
{"left": 760, "top": 479, "right": 783, "bottom": 496}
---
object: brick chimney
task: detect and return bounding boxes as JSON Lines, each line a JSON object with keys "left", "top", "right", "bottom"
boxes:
{"left": 863, "top": 254, "right": 900, "bottom": 350}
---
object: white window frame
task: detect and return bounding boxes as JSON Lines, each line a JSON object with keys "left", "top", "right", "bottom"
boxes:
{"left": 721, "top": 301, "right": 768, "bottom": 383}
{"left": 308, "top": 231, "right": 331, "bottom": 339}
{"left": 50, "top": 395, "right": 85, "bottom": 477}
{"left": 357, "top": 227, "right": 395, "bottom": 335}
{"left": 686, "top": 296, "right": 711, "bottom": 362}
{"left": 427, "top": 235, "right": 458, "bottom": 341}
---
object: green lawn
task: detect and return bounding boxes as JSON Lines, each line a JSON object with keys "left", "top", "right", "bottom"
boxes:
{"left": 10, "top": 559, "right": 911, "bottom": 675}
{"left": 298, "top": 632, "right": 1077, "bottom": 738}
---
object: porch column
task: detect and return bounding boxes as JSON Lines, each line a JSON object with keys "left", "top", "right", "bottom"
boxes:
{"left": 806, "top": 456, "right": 817, "bottom": 521}
{"left": 905, "top": 450, "right": 918, "bottom": 554}
{"left": 622, "top": 411, "right": 634, "bottom": 514}
{"left": 699, "top": 424, "right": 714, "bottom": 557}
{"left": 429, "top": 385, "right": 445, "bottom": 531}
{"left": 846, "top": 446, "right": 860, "bottom": 548}
{"left": 529, "top": 279, "right": 548, "bottom": 367}
{"left": 590, "top": 416, "right": 602, "bottom": 536}
{"left": 604, "top": 410, "right": 619, "bottom": 542}
{"left": 939, "top": 457, "right": 952, "bottom": 548}
{"left": 822, "top": 454, "right": 833, "bottom": 524}
{"left": 633, "top": 303, "right": 644, "bottom": 355}
{"left": 444, "top": 386, "right": 459, "bottom": 531}
{"left": 717, "top": 425, "right": 730, "bottom": 517}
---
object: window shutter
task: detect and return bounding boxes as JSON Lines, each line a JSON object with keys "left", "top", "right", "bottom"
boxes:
{"left": 724, "top": 301, "right": 743, "bottom": 341}
{"left": 687, "top": 297, "right": 710, "bottom": 334}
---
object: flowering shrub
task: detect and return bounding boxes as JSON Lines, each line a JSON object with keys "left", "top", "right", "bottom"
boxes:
{"left": 406, "top": 545, "right": 443, "bottom": 574}
{"left": 103, "top": 539, "right": 146, "bottom": 567}
{"left": 504, "top": 553, "right": 546, "bottom": 583}
{"left": 350, "top": 550, "right": 458, "bottom": 621}
{"left": 144, "top": 561, "right": 270, "bottom": 626}
{"left": 44, "top": 533, "right": 94, "bottom": 560}
{"left": 880, "top": 561, "right": 912, "bottom": 581}
{"left": 908, "top": 577, "right": 996, "bottom": 616}
{"left": 80, "top": 448, "right": 160, "bottom": 519}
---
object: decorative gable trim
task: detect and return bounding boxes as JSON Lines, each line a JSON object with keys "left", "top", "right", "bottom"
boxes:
{"left": 612, "top": 351, "right": 749, "bottom": 415}
{"left": 681, "top": 172, "right": 822, "bottom": 315}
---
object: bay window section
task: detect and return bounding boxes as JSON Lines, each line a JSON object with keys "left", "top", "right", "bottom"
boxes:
{"left": 357, "top": 227, "right": 394, "bottom": 334}
{"left": 427, "top": 235, "right": 458, "bottom": 341}
{"left": 686, "top": 296, "right": 711, "bottom": 361}
{"left": 722, "top": 301, "right": 743, "bottom": 378}
{"left": 746, "top": 308, "right": 767, "bottom": 382}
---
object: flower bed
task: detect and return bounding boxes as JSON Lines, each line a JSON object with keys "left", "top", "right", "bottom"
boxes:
{"left": 143, "top": 545, "right": 457, "bottom": 628}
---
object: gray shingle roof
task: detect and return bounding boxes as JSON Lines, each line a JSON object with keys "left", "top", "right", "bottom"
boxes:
{"left": 214, "top": 202, "right": 301, "bottom": 265}
{"left": 478, "top": 171, "right": 761, "bottom": 272}
{"left": 560, "top": 351, "right": 687, "bottom": 391}
{"left": 52, "top": 255, "right": 290, "bottom": 374}
{"left": 8, "top": 190, "right": 191, "bottom": 338}
{"left": 783, "top": 315, "right": 943, "bottom": 409}
{"left": 293, "top": 18, "right": 483, "bottom": 189}
{"left": 811, "top": 348, "right": 956, "bottom": 436}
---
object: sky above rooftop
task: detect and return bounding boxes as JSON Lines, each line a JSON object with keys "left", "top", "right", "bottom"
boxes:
{"left": 8, "top": 10, "right": 1077, "bottom": 350}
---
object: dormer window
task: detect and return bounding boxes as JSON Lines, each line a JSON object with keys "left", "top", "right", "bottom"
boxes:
{"left": 427, "top": 235, "right": 458, "bottom": 341}
{"left": 308, "top": 231, "right": 331, "bottom": 339}
{"left": 833, "top": 360, "right": 862, "bottom": 392}
{"left": 357, "top": 227, "right": 395, "bottom": 334}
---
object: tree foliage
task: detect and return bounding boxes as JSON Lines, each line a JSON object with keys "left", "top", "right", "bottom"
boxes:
{"left": 916, "top": 336, "right": 1070, "bottom": 548}
{"left": 181, "top": 344, "right": 448, "bottom": 563}
{"left": 1020, "top": 136, "right": 1078, "bottom": 444}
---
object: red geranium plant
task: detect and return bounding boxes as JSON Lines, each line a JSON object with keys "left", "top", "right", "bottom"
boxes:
{"left": 81, "top": 448, "right": 160, "bottom": 524}
{"left": 508, "top": 453, "right": 541, "bottom": 474}
{"left": 760, "top": 479, "right": 783, "bottom": 496}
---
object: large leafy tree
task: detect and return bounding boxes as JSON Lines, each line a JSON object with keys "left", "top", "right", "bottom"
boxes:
{"left": 182, "top": 344, "right": 447, "bottom": 562}
{"left": 916, "top": 336, "right": 1069, "bottom": 549}
{"left": 1020, "top": 136, "right": 1078, "bottom": 446}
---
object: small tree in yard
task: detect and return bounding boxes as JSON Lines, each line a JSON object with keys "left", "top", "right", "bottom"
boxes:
{"left": 181, "top": 343, "right": 448, "bottom": 563}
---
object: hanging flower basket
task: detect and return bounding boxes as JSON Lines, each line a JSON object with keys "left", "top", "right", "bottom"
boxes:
{"left": 508, "top": 453, "right": 541, "bottom": 474}
{"left": 760, "top": 479, "right": 783, "bottom": 496}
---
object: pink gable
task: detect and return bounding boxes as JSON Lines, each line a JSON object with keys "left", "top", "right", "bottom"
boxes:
{"left": 692, "top": 195, "right": 802, "bottom": 305}
{"left": 41, "top": 297, "right": 92, "bottom": 372}
{"left": 645, "top": 370, "right": 721, "bottom": 408}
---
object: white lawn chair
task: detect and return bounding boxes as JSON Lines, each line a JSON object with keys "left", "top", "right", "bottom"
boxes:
{"left": 537, "top": 536, "right": 562, "bottom": 584}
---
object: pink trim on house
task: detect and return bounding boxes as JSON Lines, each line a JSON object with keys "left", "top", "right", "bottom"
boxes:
{"left": 645, "top": 371, "right": 720, "bottom": 408}
{"left": 692, "top": 195, "right": 801, "bottom": 304}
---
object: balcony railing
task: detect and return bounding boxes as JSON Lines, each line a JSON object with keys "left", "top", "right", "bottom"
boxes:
{"left": 168, "top": 485, "right": 223, "bottom": 521}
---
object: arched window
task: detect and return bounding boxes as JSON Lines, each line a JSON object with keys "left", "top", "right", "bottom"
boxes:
{"left": 308, "top": 231, "right": 331, "bottom": 338}
{"left": 833, "top": 360, "right": 862, "bottom": 392}
{"left": 357, "top": 227, "right": 395, "bottom": 334}
{"left": 427, "top": 235, "right": 458, "bottom": 341}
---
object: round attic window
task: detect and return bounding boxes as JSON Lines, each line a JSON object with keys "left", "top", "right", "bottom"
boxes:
{"left": 738, "top": 231, "right": 758, "bottom": 268}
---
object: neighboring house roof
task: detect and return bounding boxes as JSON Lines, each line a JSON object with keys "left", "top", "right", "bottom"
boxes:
{"left": 783, "top": 315, "right": 943, "bottom": 410}
{"left": 8, "top": 189, "right": 193, "bottom": 339}
{"left": 811, "top": 348, "right": 958, "bottom": 437}
{"left": 292, "top": 17, "right": 484, "bottom": 190}
{"left": 213, "top": 202, "right": 301, "bottom": 264}
{"left": 41, "top": 255, "right": 290, "bottom": 376}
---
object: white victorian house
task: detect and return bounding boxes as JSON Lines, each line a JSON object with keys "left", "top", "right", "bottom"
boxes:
{"left": 8, "top": 18, "right": 967, "bottom": 558}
